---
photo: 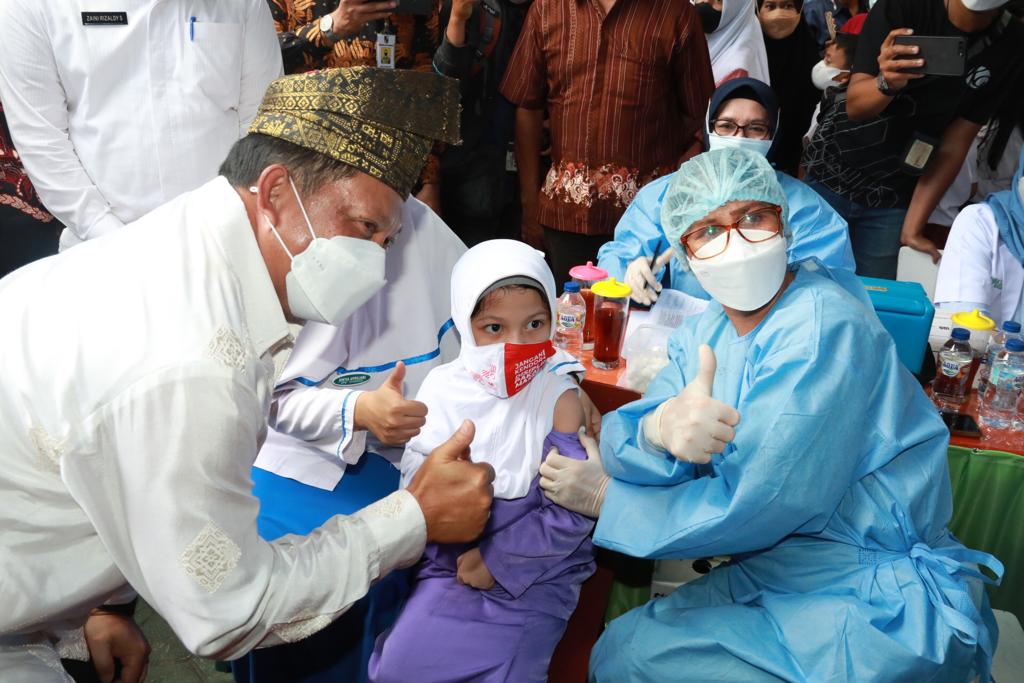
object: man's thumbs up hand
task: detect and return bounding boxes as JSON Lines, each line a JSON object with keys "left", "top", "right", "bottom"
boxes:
{"left": 407, "top": 420, "right": 495, "bottom": 544}
{"left": 354, "top": 361, "right": 429, "bottom": 446}
{"left": 642, "top": 345, "right": 741, "bottom": 464}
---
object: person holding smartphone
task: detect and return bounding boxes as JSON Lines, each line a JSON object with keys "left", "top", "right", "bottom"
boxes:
{"left": 266, "top": 0, "right": 445, "bottom": 214}
{"left": 802, "top": 0, "right": 1023, "bottom": 279}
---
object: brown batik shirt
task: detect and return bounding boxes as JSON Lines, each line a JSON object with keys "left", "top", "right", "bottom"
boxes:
{"left": 501, "top": 0, "right": 714, "bottom": 236}
{"left": 267, "top": 0, "right": 442, "bottom": 185}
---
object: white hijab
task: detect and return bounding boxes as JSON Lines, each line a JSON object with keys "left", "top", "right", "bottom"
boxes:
{"left": 255, "top": 198, "right": 466, "bottom": 489}
{"left": 401, "top": 240, "right": 583, "bottom": 500}
{"left": 704, "top": 0, "right": 771, "bottom": 86}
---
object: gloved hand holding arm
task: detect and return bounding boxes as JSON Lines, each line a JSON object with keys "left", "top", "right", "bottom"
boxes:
{"left": 539, "top": 428, "right": 609, "bottom": 518}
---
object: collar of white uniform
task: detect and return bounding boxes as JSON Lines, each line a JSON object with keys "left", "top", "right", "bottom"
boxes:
{"left": 202, "top": 176, "right": 291, "bottom": 357}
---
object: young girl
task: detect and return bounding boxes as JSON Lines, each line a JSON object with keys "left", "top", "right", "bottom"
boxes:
{"left": 368, "top": 240, "right": 596, "bottom": 682}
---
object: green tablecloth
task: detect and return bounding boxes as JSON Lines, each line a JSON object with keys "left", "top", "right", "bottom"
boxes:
{"left": 605, "top": 446, "right": 1024, "bottom": 625}
{"left": 947, "top": 445, "right": 1024, "bottom": 623}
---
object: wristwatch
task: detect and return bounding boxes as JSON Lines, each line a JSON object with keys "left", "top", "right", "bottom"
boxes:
{"left": 319, "top": 13, "right": 343, "bottom": 42}
{"left": 876, "top": 72, "right": 897, "bottom": 96}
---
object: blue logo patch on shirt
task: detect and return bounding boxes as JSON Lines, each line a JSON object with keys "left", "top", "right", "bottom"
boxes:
{"left": 991, "top": 277, "right": 1003, "bottom": 290}
{"left": 334, "top": 372, "right": 371, "bottom": 387}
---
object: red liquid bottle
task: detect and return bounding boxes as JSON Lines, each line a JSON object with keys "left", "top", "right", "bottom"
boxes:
{"left": 569, "top": 261, "right": 608, "bottom": 350}
{"left": 590, "top": 278, "right": 632, "bottom": 369}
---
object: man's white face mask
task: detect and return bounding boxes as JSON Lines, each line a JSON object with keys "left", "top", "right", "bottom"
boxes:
{"left": 263, "top": 176, "right": 387, "bottom": 326}
{"left": 688, "top": 229, "right": 788, "bottom": 311}
{"left": 708, "top": 133, "right": 773, "bottom": 158}
{"left": 811, "top": 60, "right": 848, "bottom": 90}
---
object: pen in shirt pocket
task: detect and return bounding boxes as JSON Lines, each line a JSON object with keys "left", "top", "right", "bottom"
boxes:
{"left": 190, "top": 16, "right": 196, "bottom": 41}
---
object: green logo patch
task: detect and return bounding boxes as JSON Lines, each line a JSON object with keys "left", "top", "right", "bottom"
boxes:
{"left": 334, "top": 372, "right": 371, "bottom": 387}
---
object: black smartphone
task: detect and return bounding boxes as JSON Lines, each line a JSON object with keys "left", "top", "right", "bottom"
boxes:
{"left": 393, "top": 0, "right": 433, "bottom": 14}
{"left": 893, "top": 36, "right": 966, "bottom": 77}
{"left": 941, "top": 411, "right": 982, "bottom": 438}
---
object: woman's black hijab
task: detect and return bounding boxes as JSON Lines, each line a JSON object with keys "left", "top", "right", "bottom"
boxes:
{"left": 758, "top": 0, "right": 820, "bottom": 175}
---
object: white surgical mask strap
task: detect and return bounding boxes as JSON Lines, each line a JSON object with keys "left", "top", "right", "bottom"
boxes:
{"left": 288, "top": 175, "right": 319, "bottom": 242}
{"left": 250, "top": 183, "right": 297, "bottom": 259}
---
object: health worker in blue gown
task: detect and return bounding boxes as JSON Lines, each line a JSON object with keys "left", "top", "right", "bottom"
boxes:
{"left": 540, "top": 147, "right": 1002, "bottom": 682}
{"left": 596, "top": 77, "right": 854, "bottom": 305}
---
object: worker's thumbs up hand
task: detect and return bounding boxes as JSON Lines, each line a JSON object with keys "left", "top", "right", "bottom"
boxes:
{"left": 642, "top": 345, "right": 741, "bottom": 464}
{"left": 354, "top": 361, "right": 429, "bottom": 446}
{"left": 407, "top": 420, "right": 495, "bottom": 543}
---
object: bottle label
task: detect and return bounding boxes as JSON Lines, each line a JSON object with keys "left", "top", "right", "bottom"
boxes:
{"left": 940, "top": 358, "right": 968, "bottom": 378}
{"left": 558, "top": 312, "right": 582, "bottom": 330}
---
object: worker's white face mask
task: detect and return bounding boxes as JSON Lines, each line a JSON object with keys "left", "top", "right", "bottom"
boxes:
{"left": 811, "top": 60, "right": 848, "bottom": 90}
{"left": 688, "top": 230, "right": 788, "bottom": 311}
{"left": 708, "top": 133, "right": 773, "bottom": 159}
{"left": 460, "top": 339, "right": 555, "bottom": 398}
{"left": 263, "top": 177, "right": 387, "bottom": 326}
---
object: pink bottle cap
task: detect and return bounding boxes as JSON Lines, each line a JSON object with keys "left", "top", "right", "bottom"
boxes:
{"left": 568, "top": 261, "right": 608, "bottom": 281}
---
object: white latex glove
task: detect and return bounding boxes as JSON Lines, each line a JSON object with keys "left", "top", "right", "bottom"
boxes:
{"left": 642, "top": 345, "right": 741, "bottom": 464}
{"left": 539, "top": 427, "right": 609, "bottom": 518}
{"left": 624, "top": 249, "right": 674, "bottom": 305}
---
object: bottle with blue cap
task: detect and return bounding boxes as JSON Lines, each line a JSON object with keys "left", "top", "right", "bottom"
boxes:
{"left": 977, "top": 320, "right": 1022, "bottom": 395}
{"left": 932, "top": 327, "right": 973, "bottom": 408}
{"left": 554, "top": 281, "right": 585, "bottom": 356}
{"left": 979, "top": 337, "right": 1024, "bottom": 430}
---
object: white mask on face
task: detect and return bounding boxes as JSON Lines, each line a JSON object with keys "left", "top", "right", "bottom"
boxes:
{"left": 688, "top": 230, "right": 788, "bottom": 311}
{"left": 811, "top": 60, "right": 847, "bottom": 90}
{"left": 708, "top": 133, "right": 774, "bottom": 158}
{"left": 263, "top": 177, "right": 387, "bottom": 326}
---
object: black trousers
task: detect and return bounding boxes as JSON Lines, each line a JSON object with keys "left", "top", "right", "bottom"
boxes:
{"left": 0, "top": 205, "right": 60, "bottom": 278}
{"left": 542, "top": 227, "right": 610, "bottom": 286}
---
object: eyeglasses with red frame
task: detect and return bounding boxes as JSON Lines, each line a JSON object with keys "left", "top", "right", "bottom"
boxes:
{"left": 680, "top": 205, "right": 784, "bottom": 260}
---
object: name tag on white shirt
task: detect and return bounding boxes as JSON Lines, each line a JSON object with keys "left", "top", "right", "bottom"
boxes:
{"left": 376, "top": 33, "right": 396, "bottom": 69}
{"left": 82, "top": 11, "right": 127, "bottom": 25}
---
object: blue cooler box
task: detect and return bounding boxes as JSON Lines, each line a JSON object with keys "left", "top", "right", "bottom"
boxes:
{"left": 860, "top": 277, "right": 935, "bottom": 374}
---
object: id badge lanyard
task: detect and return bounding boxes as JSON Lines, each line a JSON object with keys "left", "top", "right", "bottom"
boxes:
{"left": 376, "top": 19, "right": 396, "bottom": 69}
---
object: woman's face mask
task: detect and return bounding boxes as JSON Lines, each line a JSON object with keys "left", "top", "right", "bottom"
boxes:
{"left": 695, "top": 1, "right": 723, "bottom": 33}
{"left": 758, "top": 2, "right": 801, "bottom": 39}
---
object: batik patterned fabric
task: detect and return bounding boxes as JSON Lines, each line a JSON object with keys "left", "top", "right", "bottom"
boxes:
{"left": 0, "top": 101, "right": 53, "bottom": 223}
{"left": 248, "top": 67, "right": 460, "bottom": 197}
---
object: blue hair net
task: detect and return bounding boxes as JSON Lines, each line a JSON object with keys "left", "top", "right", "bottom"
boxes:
{"left": 661, "top": 148, "right": 790, "bottom": 267}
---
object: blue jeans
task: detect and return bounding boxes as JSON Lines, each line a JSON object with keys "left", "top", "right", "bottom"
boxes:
{"left": 806, "top": 179, "right": 906, "bottom": 280}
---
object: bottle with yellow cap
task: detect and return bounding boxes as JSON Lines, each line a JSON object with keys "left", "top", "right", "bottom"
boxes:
{"left": 949, "top": 309, "right": 996, "bottom": 390}
{"left": 591, "top": 278, "right": 632, "bottom": 369}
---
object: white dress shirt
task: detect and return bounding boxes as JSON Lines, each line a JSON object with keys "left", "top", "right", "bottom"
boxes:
{"left": 0, "top": 177, "right": 426, "bottom": 677}
{"left": 935, "top": 202, "right": 1024, "bottom": 325}
{"left": 0, "top": 0, "right": 282, "bottom": 245}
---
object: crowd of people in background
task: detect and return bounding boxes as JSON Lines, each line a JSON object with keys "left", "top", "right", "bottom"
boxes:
{"left": 1, "top": 0, "right": 1021, "bottom": 288}
{"left": 0, "top": 0, "right": 1023, "bottom": 680}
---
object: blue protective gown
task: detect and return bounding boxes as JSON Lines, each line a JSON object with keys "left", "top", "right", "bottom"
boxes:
{"left": 590, "top": 262, "right": 1001, "bottom": 682}
{"left": 596, "top": 172, "right": 855, "bottom": 299}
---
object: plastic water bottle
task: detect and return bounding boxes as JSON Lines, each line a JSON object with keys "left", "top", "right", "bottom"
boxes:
{"left": 554, "top": 281, "right": 585, "bottom": 356}
{"left": 932, "top": 328, "right": 974, "bottom": 408}
{"left": 1013, "top": 391, "right": 1024, "bottom": 432}
{"left": 979, "top": 338, "right": 1024, "bottom": 429}
{"left": 977, "top": 320, "right": 1022, "bottom": 395}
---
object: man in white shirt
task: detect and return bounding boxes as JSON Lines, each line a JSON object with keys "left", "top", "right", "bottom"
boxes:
{"left": 0, "top": 67, "right": 488, "bottom": 682}
{"left": 0, "top": 1, "right": 283, "bottom": 249}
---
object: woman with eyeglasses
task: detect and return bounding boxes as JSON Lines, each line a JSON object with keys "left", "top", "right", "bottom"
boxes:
{"left": 597, "top": 77, "right": 854, "bottom": 306}
{"left": 543, "top": 148, "right": 1002, "bottom": 683}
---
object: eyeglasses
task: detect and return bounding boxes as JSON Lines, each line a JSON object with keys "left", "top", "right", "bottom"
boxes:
{"left": 680, "top": 205, "right": 784, "bottom": 259}
{"left": 711, "top": 118, "right": 772, "bottom": 140}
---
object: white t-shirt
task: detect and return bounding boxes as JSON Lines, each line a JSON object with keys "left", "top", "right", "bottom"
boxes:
{"left": 934, "top": 202, "right": 1024, "bottom": 325}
